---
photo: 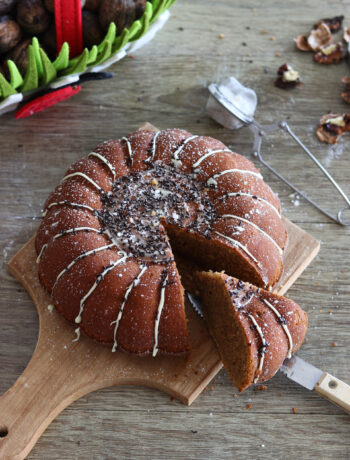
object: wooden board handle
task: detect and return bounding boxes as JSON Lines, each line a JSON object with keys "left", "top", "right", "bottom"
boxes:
{"left": 0, "top": 341, "right": 88, "bottom": 460}
{"left": 315, "top": 373, "right": 350, "bottom": 414}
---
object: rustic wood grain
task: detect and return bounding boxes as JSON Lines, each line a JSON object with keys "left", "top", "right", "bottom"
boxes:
{"left": 0, "top": 0, "right": 350, "bottom": 458}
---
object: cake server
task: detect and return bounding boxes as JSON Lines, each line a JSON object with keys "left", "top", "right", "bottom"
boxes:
{"left": 187, "top": 293, "right": 350, "bottom": 413}
{"left": 206, "top": 76, "right": 350, "bottom": 226}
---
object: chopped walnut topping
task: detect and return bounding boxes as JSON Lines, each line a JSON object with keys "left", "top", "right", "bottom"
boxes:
{"left": 314, "top": 42, "right": 344, "bottom": 64}
{"left": 307, "top": 22, "right": 332, "bottom": 51}
{"left": 316, "top": 16, "right": 344, "bottom": 33}
{"left": 316, "top": 113, "right": 350, "bottom": 144}
{"left": 275, "top": 63, "right": 302, "bottom": 89}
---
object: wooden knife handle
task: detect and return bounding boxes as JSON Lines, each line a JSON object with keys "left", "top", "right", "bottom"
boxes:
{"left": 315, "top": 372, "right": 350, "bottom": 413}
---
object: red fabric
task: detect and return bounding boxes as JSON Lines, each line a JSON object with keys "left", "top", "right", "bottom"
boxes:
{"left": 15, "top": 85, "right": 82, "bottom": 119}
{"left": 54, "top": 0, "right": 83, "bottom": 58}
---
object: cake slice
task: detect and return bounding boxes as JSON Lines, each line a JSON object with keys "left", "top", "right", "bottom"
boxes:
{"left": 197, "top": 271, "right": 308, "bottom": 391}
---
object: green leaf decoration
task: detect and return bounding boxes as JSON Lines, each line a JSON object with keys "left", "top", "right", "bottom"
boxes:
{"left": 7, "top": 60, "right": 23, "bottom": 89}
{"left": 0, "top": 73, "right": 17, "bottom": 98}
{"left": 128, "top": 20, "right": 142, "bottom": 41}
{"left": 21, "top": 45, "right": 38, "bottom": 92}
{"left": 150, "top": 0, "right": 162, "bottom": 22}
{"left": 61, "top": 48, "right": 89, "bottom": 75}
{"left": 151, "top": 0, "right": 166, "bottom": 23}
{"left": 87, "top": 45, "right": 98, "bottom": 65}
{"left": 112, "top": 28, "right": 129, "bottom": 53}
{"left": 32, "top": 37, "right": 43, "bottom": 77}
{"left": 53, "top": 43, "right": 70, "bottom": 72}
{"left": 98, "top": 22, "right": 117, "bottom": 53}
{"left": 133, "top": 10, "right": 150, "bottom": 41}
{"left": 94, "top": 41, "right": 112, "bottom": 66}
{"left": 39, "top": 48, "right": 57, "bottom": 85}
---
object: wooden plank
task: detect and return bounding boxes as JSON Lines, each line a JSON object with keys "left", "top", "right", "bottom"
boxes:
{"left": 0, "top": 1, "right": 349, "bottom": 458}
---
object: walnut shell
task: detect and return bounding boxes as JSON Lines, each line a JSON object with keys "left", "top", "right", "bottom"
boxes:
{"left": 0, "top": 0, "right": 16, "bottom": 15}
{"left": 307, "top": 22, "right": 332, "bottom": 52}
{"left": 84, "top": 0, "right": 101, "bottom": 11}
{"left": 82, "top": 10, "right": 103, "bottom": 48}
{"left": 17, "top": 0, "right": 49, "bottom": 35}
{"left": 0, "top": 14, "right": 21, "bottom": 53}
{"left": 99, "top": 0, "right": 136, "bottom": 33}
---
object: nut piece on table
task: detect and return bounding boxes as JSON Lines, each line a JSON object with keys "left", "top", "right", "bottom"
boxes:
{"left": 343, "top": 26, "right": 350, "bottom": 43}
{"left": 341, "top": 76, "right": 350, "bottom": 104}
{"left": 316, "top": 113, "right": 350, "bottom": 144}
{"left": 0, "top": 0, "right": 16, "bottom": 15}
{"left": 314, "top": 43, "right": 344, "bottom": 64}
{"left": 17, "top": 0, "right": 49, "bottom": 35}
{"left": 0, "top": 14, "right": 21, "bottom": 53}
{"left": 275, "top": 63, "right": 302, "bottom": 89}
{"left": 294, "top": 34, "right": 312, "bottom": 51}
{"left": 316, "top": 15, "right": 344, "bottom": 34}
{"left": 307, "top": 22, "right": 332, "bottom": 51}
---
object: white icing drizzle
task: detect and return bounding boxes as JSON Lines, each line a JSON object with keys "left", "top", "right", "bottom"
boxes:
{"left": 152, "top": 274, "right": 168, "bottom": 357}
{"left": 61, "top": 172, "right": 103, "bottom": 193}
{"left": 262, "top": 298, "right": 293, "bottom": 359}
{"left": 121, "top": 137, "right": 133, "bottom": 163}
{"left": 51, "top": 243, "right": 117, "bottom": 293}
{"left": 36, "top": 243, "right": 48, "bottom": 263}
{"left": 214, "top": 231, "right": 259, "bottom": 265}
{"left": 72, "top": 327, "right": 80, "bottom": 342}
{"left": 88, "top": 152, "right": 116, "bottom": 180}
{"left": 75, "top": 252, "right": 129, "bottom": 324}
{"left": 207, "top": 169, "right": 263, "bottom": 187}
{"left": 220, "top": 214, "right": 283, "bottom": 255}
{"left": 192, "top": 148, "right": 230, "bottom": 170}
{"left": 221, "top": 192, "right": 281, "bottom": 218}
{"left": 42, "top": 201, "right": 96, "bottom": 217}
{"left": 36, "top": 227, "right": 104, "bottom": 263}
{"left": 111, "top": 265, "right": 148, "bottom": 352}
{"left": 147, "top": 131, "right": 161, "bottom": 162}
{"left": 246, "top": 313, "right": 267, "bottom": 384}
{"left": 171, "top": 135, "right": 198, "bottom": 167}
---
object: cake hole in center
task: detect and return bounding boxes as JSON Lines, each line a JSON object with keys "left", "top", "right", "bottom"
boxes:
{"left": 0, "top": 428, "right": 8, "bottom": 438}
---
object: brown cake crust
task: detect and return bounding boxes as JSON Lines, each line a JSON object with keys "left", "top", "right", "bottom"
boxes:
{"left": 197, "top": 271, "right": 308, "bottom": 391}
{"left": 36, "top": 128, "right": 287, "bottom": 355}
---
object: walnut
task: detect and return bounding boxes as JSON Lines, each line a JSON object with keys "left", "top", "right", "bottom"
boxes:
{"left": 307, "top": 22, "right": 332, "bottom": 51}
{"left": 316, "top": 15, "right": 344, "bottom": 33}
{"left": 99, "top": 0, "right": 146, "bottom": 33}
{"left": 84, "top": 0, "right": 101, "bottom": 11}
{"left": 275, "top": 63, "right": 302, "bottom": 89}
{"left": 314, "top": 42, "right": 344, "bottom": 64}
{"left": 0, "top": 14, "right": 21, "bottom": 53}
{"left": 44, "top": 0, "right": 85, "bottom": 13}
{"left": 316, "top": 113, "right": 350, "bottom": 144}
{"left": 0, "top": 0, "right": 16, "bottom": 15}
{"left": 82, "top": 10, "right": 103, "bottom": 49}
{"left": 17, "top": 0, "right": 49, "bottom": 35}
{"left": 5, "top": 38, "right": 31, "bottom": 74}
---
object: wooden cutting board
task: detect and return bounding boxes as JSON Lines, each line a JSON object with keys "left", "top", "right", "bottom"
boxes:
{"left": 0, "top": 123, "right": 320, "bottom": 460}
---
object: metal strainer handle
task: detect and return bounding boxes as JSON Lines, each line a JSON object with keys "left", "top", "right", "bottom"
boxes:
{"left": 251, "top": 121, "right": 350, "bottom": 226}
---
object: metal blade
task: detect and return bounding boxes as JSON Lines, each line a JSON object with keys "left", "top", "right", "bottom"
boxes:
{"left": 280, "top": 355, "right": 324, "bottom": 390}
{"left": 186, "top": 292, "right": 204, "bottom": 318}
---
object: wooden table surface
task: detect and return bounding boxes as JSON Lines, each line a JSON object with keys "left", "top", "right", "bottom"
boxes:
{"left": 1, "top": 0, "right": 350, "bottom": 458}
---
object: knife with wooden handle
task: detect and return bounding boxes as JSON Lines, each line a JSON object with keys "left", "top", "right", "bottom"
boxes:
{"left": 187, "top": 292, "right": 350, "bottom": 413}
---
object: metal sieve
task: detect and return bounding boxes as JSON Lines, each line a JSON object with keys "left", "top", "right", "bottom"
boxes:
{"left": 206, "top": 77, "right": 350, "bottom": 226}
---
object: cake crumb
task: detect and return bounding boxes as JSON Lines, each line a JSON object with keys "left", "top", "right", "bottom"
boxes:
{"left": 219, "top": 33, "right": 225, "bottom": 39}
{"left": 270, "top": 36, "right": 276, "bottom": 41}
{"left": 305, "top": 337, "right": 309, "bottom": 343}
{"left": 332, "top": 342, "right": 337, "bottom": 347}
{"left": 210, "top": 386, "right": 214, "bottom": 391}
{"left": 292, "top": 407, "right": 298, "bottom": 414}
{"left": 275, "top": 51, "right": 280, "bottom": 57}
{"left": 257, "top": 385, "right": 267, "bottom": 391}
{"left": 246, "top": 403, "right": 252, "bottom": 409}
{"left": 233, "top": 393, "right": 238, "bottom": 398}
{"left": 169, "top": 396, "right": 174, "bottom": 402}
{"left": 279, "top": 392, "right": 284, "bottom": 397}
{"left": 261, "top": 29, "right": 269, "bottom": 35}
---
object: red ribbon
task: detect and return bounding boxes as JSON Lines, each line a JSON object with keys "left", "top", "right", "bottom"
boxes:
{"left": 54, "top": 0, "right": 83, "bottom": 58}
{"left": 15, "top": 85, "right": 82, "bottom": 119}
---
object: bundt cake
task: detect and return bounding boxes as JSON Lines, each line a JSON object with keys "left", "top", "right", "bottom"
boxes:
{"left": 35, "top": 128, "right": 287, "bottom": 355}
{"left": 197, "top": 271, "right": 308, "bottom": 391}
